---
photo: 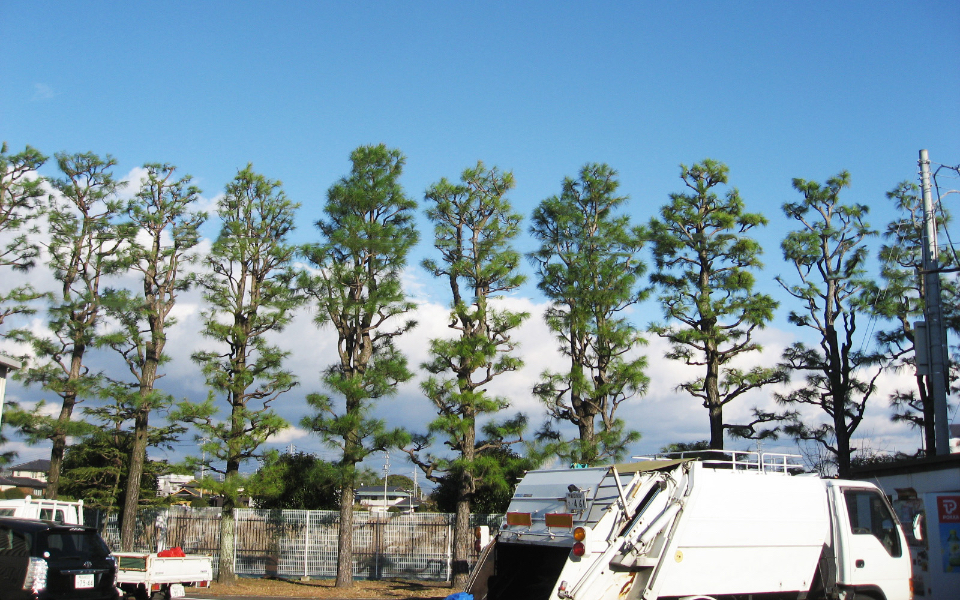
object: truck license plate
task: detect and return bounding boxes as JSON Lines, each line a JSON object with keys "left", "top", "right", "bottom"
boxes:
{"left": 75, "top": 573, "right": 95, "bottom": 588}
{"left": 565, "top": 490, "right": 587, "bottom": 512}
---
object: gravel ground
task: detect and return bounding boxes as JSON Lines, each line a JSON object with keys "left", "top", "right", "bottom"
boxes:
{"left": 190, "top": 578, "right": 453, "bottom": 599}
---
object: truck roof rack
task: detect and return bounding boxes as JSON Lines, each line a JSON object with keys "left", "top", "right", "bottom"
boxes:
{"left": 632, "top": 450, "right": 805, "bottom": 475}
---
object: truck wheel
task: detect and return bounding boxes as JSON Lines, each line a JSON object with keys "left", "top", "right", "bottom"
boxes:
{"left": 150, "top": 589, "right": 169, "bottom": 600}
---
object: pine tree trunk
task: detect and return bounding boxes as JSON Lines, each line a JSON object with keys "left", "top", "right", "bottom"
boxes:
{"left": 336, "top": 486, "right": 355, "bottom": 587}
{"left": 452, "top": 492, "right": 472, "bottom": 589}
{"left": 708, "top": 403, "right": 724, "bottom": 451}
{"left": 46, "top": 391, "right": 77, "bottom": 499}
{"left": 218, "top": 501, "right": 236, "bottom": 583}
{"left": 121, "top": 347, "right": 160, "bottom": 551}
{"left": 706, "top": 347, "right": 723, "bottom": 450}
{"left": 120, "top": 409, "right": 150, "bottom": 550}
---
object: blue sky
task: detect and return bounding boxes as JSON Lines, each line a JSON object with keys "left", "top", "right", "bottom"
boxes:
{"left": 2, "top": 2, "right": 959, "bottom": 473}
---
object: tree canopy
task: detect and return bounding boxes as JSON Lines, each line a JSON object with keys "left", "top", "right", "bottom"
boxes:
{"left": 645, "top": 159, "right": 783, "bottom": 449}
{"left": 529, "top": 163, "right": 648, "bottom": 465}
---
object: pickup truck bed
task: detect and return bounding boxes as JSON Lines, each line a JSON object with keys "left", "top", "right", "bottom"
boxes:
{"left": 114, "top": 552, "right": 213, "bottom": 600}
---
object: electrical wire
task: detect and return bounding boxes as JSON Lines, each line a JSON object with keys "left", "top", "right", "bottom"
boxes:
{"left": 932, "top": 164, "right": 960, "bottom": 269}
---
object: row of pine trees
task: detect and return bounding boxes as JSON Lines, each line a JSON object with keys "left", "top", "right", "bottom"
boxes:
{"left": 1, "top": 142, "right": 955, "bottom": 586}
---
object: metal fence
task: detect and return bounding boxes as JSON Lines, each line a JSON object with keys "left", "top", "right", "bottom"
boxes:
{"left": 102, "top": 507, "right": 503, "bottom": 581}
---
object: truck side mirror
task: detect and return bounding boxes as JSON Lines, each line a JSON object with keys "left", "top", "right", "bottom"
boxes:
{"left": 912, "top": 514, "right": 924, "bottom": 542}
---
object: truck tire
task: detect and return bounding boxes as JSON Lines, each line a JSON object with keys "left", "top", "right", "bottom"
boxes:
{"left": 150, "top": 588, "right": 169, "bottom": 600}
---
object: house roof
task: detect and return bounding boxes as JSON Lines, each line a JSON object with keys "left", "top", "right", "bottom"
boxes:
{"left": 171, "top": 486, "right": 202, "bottom": 498}
{"left": 850, "top": 451, "right": 960, "bottom": 478}
{"left": 9, "top": 459, "right": 50, "bottom": 473}
{"left": 356, "top": 486, "right": 411, "bottom": 495}
{"left": 0, "top": 476, "right": 47, "bottom": 489}
{"left": 0, "top": 354, "right": 22, "bottom": 371}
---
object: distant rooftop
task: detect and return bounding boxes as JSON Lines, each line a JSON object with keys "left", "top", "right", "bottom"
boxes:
{"left": 9, "top": 459, "right": 50, "bottom": 473}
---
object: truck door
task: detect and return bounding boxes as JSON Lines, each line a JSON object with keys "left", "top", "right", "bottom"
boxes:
{"left": 836, "top": 486, "right": 912, "bottom": 597}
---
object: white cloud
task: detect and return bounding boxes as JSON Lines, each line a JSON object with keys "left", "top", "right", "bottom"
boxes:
{"left": 267, "top": 426, "right": 310, "bottom": 445}
{"left": 31, "top": 83, "right": 57, "bottom": 101}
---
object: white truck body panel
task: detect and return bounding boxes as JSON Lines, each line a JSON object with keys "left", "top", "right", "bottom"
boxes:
{"left": 654, "top": 468, "right": 829, "bottom": 597}
{"left": 469, "top": 453, "right": 913, "bottom": 600}
{"left": 114, "top": 552, "right": 213, "bottom": 589}
{"left": 0, "top": 496, "right": 83, "bottom": 524}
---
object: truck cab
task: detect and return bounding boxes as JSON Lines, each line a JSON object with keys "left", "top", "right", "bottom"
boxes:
{"left": 825, "top": 480, "right": 912, "bottom": 599}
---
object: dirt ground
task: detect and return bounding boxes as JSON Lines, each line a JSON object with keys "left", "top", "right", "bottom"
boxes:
{"left": 192, "top": 577, "right": 454, "bottom": 599}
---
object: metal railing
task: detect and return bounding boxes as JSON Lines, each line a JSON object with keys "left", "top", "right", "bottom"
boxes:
{"left": 636, "top": 450, "right": 804, "bottom": 474}
{"left": 101, "top": 506, "right": 503, "bottom": 581}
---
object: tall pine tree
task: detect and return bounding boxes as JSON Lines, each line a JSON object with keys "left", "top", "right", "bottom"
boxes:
{"left": 776, "top": 171, "right": 881, "bottom": 478}
{"left": 644, "top": 160, "right": 783, "bottom": 449}
{"left": 407, "top": 162, "right": 529, "bottom": 587}
{"left": 529, "top": 163, "right": 648, "bottom": 465}
{"left": 870, "top": 181, "right": 959, "bottom": 454}
{"left": 175, "top": 165, "right": 300, "bottom": 583}
{"left": 11, "top": 152, "right": 127, "bottom": 497}
{"left": 99, "top": 163, "right": 206, "bottom": 550}
{"left": 299, "top": 144, "right": 418, "bottom": 588}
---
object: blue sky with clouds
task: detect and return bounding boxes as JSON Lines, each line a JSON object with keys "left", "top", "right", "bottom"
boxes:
{"left": 2, "top": 2, "right": 959, "bottom": 473}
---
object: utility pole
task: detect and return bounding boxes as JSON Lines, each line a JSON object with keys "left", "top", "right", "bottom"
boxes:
{"left": 919, "top": 149, "right": 951, "bottom": 456}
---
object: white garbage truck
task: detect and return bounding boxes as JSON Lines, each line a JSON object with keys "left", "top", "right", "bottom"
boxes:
{"left": 466, "top": 452, "right": 913, "bottom": 600}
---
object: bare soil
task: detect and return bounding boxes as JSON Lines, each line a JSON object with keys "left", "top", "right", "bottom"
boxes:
{"left": 191, "top": 577, "right": 453, "bottom": 599}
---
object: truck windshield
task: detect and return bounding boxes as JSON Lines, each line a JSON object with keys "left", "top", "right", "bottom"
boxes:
{"left": 843, "top": 489, "right": 902, "bottom": 558}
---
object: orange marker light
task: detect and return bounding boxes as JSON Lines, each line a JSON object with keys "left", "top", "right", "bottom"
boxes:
{"left": 506, "top": 512, "right": 532, "bottom": 527}
{"left": 545, "top": 513, "right": 574, "bottom": 528}
{"left": 573, "top": 527, "right": 586, "bottom": 541}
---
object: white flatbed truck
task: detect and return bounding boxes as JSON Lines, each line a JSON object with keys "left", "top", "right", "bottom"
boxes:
{"left": 467, "top": 452, "right": 913, "bottom": 600}
{"left": 114, "top": 551, "right": 213, "bottom": 600}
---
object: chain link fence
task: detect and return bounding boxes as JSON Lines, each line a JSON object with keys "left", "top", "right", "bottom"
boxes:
{"left": 101, "top": 507, "right": 503, "bottom": 581}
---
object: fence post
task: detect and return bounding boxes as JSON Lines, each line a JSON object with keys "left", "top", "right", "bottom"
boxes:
{"left": 304, "top": 512, "right": 310, "bottom": 580}
{"left": 445, "top": 515, "right": 452, "bottom": 583}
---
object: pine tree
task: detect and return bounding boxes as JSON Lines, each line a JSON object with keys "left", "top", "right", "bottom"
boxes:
{"left": 99, "top": 163, "right": 206, "bottom": 550}
{"left": 175, "top": 165, "right": 300, "bottom": 583}
{"left": 528, "top": 163, "right": 648, "bottom": 465}
{"left": 776, "top": 171, "right": 881, "bottom": 478}
{"left": 870, "top": 181, "right": 959, "bottom": 454}
{"left": 407, "top": 162, "right": 529, "bottom": 587}
{"left": 644, "top": 160, "right": 784, "bottom": 449}
{"left": 298, "top": 144, "right": 418, "bottom": 588}
{"left": 11, "top": 152, "right": 127, "bottom": 497}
